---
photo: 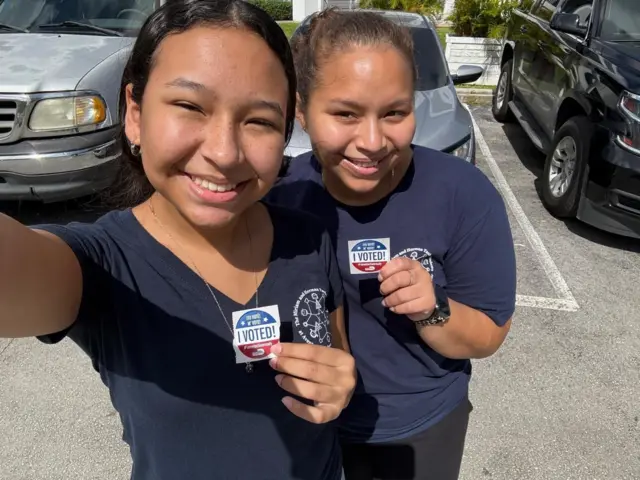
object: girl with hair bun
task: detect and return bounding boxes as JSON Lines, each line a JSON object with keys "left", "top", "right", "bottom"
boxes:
{"left": 268, "top": 8, "right": 517, "bottom": 480}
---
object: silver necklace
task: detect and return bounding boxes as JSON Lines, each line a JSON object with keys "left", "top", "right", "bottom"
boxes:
{"left": 148, "top": 199, "right": 260, "bottom": 374}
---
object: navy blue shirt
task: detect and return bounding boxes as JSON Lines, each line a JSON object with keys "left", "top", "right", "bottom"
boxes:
{"left": 266, "top": 146, "right": 516, "bottom": 443}
{"left": 35, "top": 203, "right": 344, "bottom": 480}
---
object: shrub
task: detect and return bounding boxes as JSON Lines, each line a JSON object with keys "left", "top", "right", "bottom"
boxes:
{"left": 250, "top": 0, "right": 292, "bottom": 21}
{"left": 449, "top": 0, "right": 525, "bottom": 39}
{"left": 359, "top": 0, "right": 444, "bottom": 19}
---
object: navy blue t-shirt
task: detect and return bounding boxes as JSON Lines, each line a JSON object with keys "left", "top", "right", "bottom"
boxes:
{"left": 266, "top": 145, "right": 516, "bottom": 443}
{"left": 35, "top": 203, "right": 344, "bottom": 480}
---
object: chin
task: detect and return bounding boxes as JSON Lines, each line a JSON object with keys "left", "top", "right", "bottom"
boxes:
{"left": 185, "top": 206, "right": 240, "bottom": 229}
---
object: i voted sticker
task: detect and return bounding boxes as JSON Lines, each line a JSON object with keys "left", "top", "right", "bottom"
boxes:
{"left": 348, "top": 238, "right": 391, "bottom": 274}
{"left": 232, "top": 305, "right": 281, "bottom": 364}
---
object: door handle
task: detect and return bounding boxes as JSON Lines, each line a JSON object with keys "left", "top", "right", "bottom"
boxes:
{"left": 520, "top": 25, "right": 528, "bottom": 33}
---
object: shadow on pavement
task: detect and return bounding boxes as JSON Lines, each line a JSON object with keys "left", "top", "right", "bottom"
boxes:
{"left": 0, "top": 195, "right": 108, "bottom": 226}
{"left": 500, "top": 121, "right": 640, "bottom": 253}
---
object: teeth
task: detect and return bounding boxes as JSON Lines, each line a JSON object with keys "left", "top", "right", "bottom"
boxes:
{"left": 349, "top": 160, "right": 380, "bottom": 168}
{"left": 191, "top": 176, "right": 237, "bottom": 192}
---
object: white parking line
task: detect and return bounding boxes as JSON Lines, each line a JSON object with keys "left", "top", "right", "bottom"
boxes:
{"left": 468, "top": 109, "right": 580, "bottom": 312}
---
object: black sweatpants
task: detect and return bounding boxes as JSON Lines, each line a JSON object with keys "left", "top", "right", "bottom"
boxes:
{"left": 341, "top": 398, "right": 472, "bottom": 480}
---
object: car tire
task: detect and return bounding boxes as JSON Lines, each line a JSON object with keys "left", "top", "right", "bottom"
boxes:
{"left": 492, "top": 60, "right": 514, "bottom": 122}
{"left": 541, "top": 116, "right": 593, "bottom": 218}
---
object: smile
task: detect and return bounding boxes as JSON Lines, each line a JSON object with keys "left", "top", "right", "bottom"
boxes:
{"left": 190, "top": 175, "right": 238, "bottom": 192}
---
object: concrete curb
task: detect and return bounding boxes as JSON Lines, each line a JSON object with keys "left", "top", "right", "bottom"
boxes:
{"left": 455, "top": 87, "right": 494, "bottom": 106}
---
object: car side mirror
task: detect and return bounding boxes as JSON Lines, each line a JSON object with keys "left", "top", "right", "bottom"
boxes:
{"left": 451, "top": 64, "right": 484, "bottom": 85}
{"left": 550, "top": 12, "right": 587, "bottom": 36}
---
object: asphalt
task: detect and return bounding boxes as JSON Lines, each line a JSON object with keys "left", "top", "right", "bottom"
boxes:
{"left": 1, "top": 105, "right": 639, "bottom": 479}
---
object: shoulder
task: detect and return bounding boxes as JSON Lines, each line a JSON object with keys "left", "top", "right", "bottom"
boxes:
{"left": 265, "top": 201, "right": 325, "bottom": 235}
{"left": 412, "top": 145, "right": 503, "bottom": 214}
{"left": 280, "top": 151, "right": 319, "bottom": 183}
{"left": 33, "top": 209, "right": 135, "bottom": 265}
{"left": 265, "top": 152, "right": 332, "bottom": 213}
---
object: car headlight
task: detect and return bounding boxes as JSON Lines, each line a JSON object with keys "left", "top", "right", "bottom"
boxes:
{"left": 449, "top": 131, "right": 474, "bottom": 163}
{"left": 29, "top": 95, "right": 107, "bottom": 132}
{"left": 616, "top": 90, "right": 640, "bottom": 154}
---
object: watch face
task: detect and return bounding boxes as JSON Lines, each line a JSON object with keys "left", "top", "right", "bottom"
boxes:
{"left": 434, "top": 284, "right": 451, "bottom": 316}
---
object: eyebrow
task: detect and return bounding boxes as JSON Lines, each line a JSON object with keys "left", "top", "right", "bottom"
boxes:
{"left": 329, "top": 98, "right": 413, "bottom": 109}
{"left": 164, "top": 77, "right": 284, "bottom": 118}
{"left": 165, "top": 77, "right": 208, "bottom": 92}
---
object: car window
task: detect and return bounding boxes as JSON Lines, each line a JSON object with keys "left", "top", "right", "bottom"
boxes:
{"left": 531, "top": 0, "right": 560, "bottom": 21}
{"left": 599, "top": 0, "right": 640, "bottom": 41}
{"left": 410, "top": 27, "right": 449, "bottom": 91}
{"left": 0, "top": 0, "right": 156, "bottom": 33}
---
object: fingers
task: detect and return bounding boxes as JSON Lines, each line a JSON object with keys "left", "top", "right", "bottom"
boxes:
{"left": 381, "top": 284, "right": 423, "bottom": 308}
{"left": 275, "top": 374, "right": 341, "bottom": 404}
{"left": 280, "top": 396, "right": 341, "bottom": 424}
{"left": 272, "top": 342, "right": 353, "bottom": 368}
{"left": 270, "top": 355, "right": 336, "bottom": 386}
{"left": 388, "top": 298, "right": 433, "bottom": 316}
{"left": 379, "top": 270, "right": 414, "bottom": 296}
{"left": 378, "top": 256, "right": 415, "bottom": 281}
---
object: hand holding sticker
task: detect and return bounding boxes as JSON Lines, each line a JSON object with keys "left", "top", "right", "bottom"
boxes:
{"left": 269, "top": 343, "right": 356, "bottom": 424}
{"left": 378, "top": 256, "right": 436, "bottom": 321}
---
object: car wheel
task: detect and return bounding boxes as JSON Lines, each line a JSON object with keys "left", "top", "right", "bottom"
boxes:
{"left": 492, "top": 60, "right": 514, "bottom": 122}
{"left": 541, "top": 116, "right": 593, "bottom": 218}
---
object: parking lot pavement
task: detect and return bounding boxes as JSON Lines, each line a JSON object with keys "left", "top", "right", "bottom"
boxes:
{"left": 461, "top": 105, "right": 640, "bottom": 480}
{"left": 1, "top": 106, "right": 639, "bottom": 479}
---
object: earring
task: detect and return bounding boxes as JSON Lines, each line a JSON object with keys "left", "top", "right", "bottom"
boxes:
{"left": 130, "top": 143, "right": 140, "bottom": 156}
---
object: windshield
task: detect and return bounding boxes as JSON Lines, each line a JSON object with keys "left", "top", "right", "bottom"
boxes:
{"left": 0, "top": 0, "right": 156, "bottom": 34}
{"left": 600, "top": 0, "right": 640, "bottom": 41}
{"left": 409, "top": 27, "right": 449, "bottom": 91}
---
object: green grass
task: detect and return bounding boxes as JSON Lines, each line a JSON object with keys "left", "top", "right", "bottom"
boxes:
{"left": 458, "top": 83, "right": 495, "bottom": 89}
{"left": 436, "top": 26, "right": 452, "bottom": 48}
{"left": 278, "top": 21, "right": 299, "bottom": 38}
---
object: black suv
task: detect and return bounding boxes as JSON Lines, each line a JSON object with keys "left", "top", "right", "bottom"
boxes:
{"left": 493, "top": 0, "right": 640, "bottom": 239}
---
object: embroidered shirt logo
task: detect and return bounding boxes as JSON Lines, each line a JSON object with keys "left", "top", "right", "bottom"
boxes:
{"left": 293, "top": 288, "right": 332, "bottom": 346}
{"left": 394, "top": 247, "right": 435, "bottom": 279}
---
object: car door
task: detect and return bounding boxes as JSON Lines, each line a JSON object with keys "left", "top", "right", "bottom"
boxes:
{"left": 512, "top": 0, "right": 560, "bottom": 114}
{"left": 516, "top": 1, "right": 564, "bottom": 132}
{"left": 535, "top": 0, "right": 595, "bottom": 137}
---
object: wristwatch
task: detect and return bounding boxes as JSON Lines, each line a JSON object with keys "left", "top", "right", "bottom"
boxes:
{"left": 415, "top": 284, "right": 451, "bottom": 328}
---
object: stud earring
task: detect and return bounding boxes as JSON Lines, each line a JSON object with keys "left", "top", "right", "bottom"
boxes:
{"left": 130, "top": 143, "right": 140, "bottom": 156}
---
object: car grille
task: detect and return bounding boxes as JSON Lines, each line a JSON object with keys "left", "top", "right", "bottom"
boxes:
{"left": 0, "top": 99, "right": 18, "bottom": 139}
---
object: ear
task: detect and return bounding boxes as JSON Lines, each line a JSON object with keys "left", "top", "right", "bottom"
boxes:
{"left": 124, "top": 83, "right": 142, "bottom": 147}
{"left": 295, "top": 92, "right": 307, "bottom": 132}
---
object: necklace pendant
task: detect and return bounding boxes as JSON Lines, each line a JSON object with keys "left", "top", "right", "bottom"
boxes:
{"left": 245, "top": 363, "right": 254, "bottom": 374}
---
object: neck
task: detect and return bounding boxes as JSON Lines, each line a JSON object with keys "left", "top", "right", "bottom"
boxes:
{"left": 323, "top": 152, "right": 412, "bottom": 207}
{"left": 147, "top": 193, "right": 248, "bottom": 257}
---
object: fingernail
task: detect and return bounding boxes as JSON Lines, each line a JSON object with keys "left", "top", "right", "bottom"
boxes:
{"left": 269, "top": 357, "right": 278, "bottom": 369}
{"left": 275, "top": 374, "right": 283, "bottom": 386}
{"left": 378, "top": 273, "right": 382, "bottom": 281}
{"left": 271, "top": 343, "right": 282, "bottom": 355}
{"left": 381, "top": 299, "right": 386, "bottom": 307}
{"left": 282, "top": 397, "right": 293, "bottom": 409}
{"left": 390, "top": 307, "right": 396, "bottom": 313}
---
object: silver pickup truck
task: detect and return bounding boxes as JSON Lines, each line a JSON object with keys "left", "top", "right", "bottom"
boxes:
{"left": 0, "top": 0, "right": 162, "bottom": 202}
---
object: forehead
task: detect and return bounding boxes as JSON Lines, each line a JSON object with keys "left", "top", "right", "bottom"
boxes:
{"left": 315, "top": 46, "right": 413, "bottom": 100}
{"left": 149, "top": 26, "right": 288, "bottom": 99}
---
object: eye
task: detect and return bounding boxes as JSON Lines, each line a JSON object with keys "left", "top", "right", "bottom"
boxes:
{"left": 174, "top": 102, "right": 202, "bottom": 113}
{"left": 335, "top": 111, "right": 356, "bottom": 118}
{"left": 247, "top": 118, "right": 279, "bottom": 130}
{"left": 386, "top": 110, "right": 407, "bottom": 118}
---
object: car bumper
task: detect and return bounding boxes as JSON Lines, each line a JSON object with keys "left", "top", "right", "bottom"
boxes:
{"left": 577, "top": 140, "right": 640, "bottom": 239}
{"left": 0, "top": 127, "right": 120, "bottom": 202}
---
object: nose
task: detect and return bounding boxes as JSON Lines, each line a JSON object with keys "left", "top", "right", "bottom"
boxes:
{"left": 354, "top": 117, "right": 387, "bottom": 156}
{"left": 199, "top": 113, "right": 242, "bottom": 169}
